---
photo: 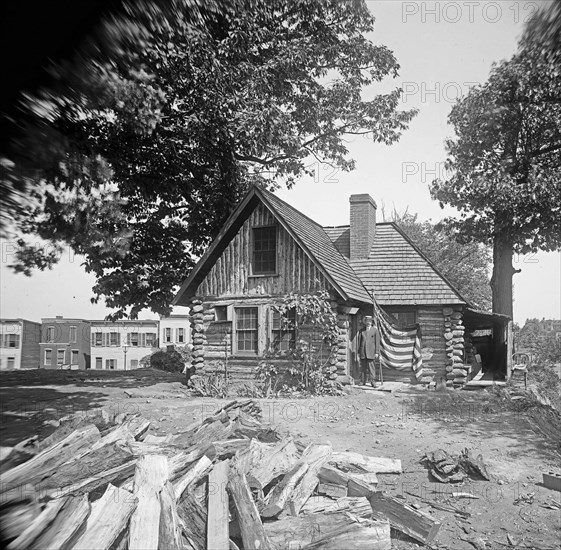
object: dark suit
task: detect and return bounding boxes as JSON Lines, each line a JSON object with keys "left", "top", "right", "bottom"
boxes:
{"left": 358, "top": 326, "right": 381, "bottom": 385}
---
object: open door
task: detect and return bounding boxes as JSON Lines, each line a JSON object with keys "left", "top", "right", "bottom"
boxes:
{"left": 348, "top": 314, "right": 361, "bottom": 383}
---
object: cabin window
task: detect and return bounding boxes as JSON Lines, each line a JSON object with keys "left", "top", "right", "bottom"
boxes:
{"left": 235, "top": 307, "right": 258, "bottom": 354}
{"left": 252, "top": 226, "right": 277, "bottom": 274}
{"left": 271, "top": 308, "right": 297, "bottom": 352}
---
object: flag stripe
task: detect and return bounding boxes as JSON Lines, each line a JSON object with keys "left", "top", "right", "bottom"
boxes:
{"left": 373, "top": 299, "right": 424, "bottom": 380}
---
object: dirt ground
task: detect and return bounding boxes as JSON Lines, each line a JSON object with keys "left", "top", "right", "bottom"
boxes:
{"left": 1, "top": 368, "right": 560, "bottom": 549}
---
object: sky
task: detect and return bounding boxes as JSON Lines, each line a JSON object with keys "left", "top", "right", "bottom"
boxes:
{"left": 0, "top": 0, "right": 559, "bottom": 325}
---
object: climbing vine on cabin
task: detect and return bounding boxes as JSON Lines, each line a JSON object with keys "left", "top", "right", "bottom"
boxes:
{"left": 266, "top": 291, "right": 342, "bottom": 395}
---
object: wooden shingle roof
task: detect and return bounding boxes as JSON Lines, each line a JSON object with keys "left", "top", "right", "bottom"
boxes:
{"left": 324, "top": 223, "right": 466, "bottom": 306}
{"left": 260, "top": 190, "right": 373, "bottom": 304}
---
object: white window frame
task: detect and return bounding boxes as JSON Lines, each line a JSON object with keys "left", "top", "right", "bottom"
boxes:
{"left": 7, "top": 357, "right": 16, "bottom": 369}
{"left": 69, "top": 326, "right": 77, "bottom": 343}
{"left": 177, "top": 328, "right": 185, "bottom": 343}
{"left": 47, "top": 326, "right": 55, "bottom": 343}
{"left": 44, "top": 349, "right": 52, "bottom": 366}
{"left": 71, "top": 349, "right": 79, "bottom": 365}
{"left": 57, "top": 349, "right": 65, "bottom": 365}
{"left": 106, "top": 359, "right": 116, "bottom": 370}
{"left": 165, "top": 328, "right": 172, "bottom": 343}
{"left": 95, "top": 357, "right": 102, "bottom": 369}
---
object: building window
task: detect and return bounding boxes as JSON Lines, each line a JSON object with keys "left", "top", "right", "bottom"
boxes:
{"left": 109, "top": 332, "right": 120, "bottom": 346}
{"left": 252, "top": 226, "right": 277, "bottom": 274}
{"left": 177, "top": 328, "right": 185, "bottom": 343}
{"left": 271, "top": 308, "right": 296, "bottom": 352}
{"left": 71, "top": 350, "right": 79, "bottom": 364}
{"left": 5, "top": 334, "right": 20, "bottom": 348}
{"left": 69, "top": 326, "right": 77, "bottom": 343}
{"left": 46, "top": 326, "right": 55, "bottom": 342}
{"left": 129, "top": 333, "right": 139, "bottom": 346}
{"left": 146, "top": 333, "right": 156, "bottom": 347}
{"left": 95, "top": 357, "right": 102, "bottom": 369}
{"left": 165, "top": 328, "right": 172, "bottom": 343}
{"left": 93, "top": 333, "right": 102, "bottom": 347}
{"left": 106, "top": 359, "right": 116, "bottom": 370}
{"left": 130, "top": 359, "right": 139, "bottom": 369}
{"left": 7, "top": 357, "right": 15, "bottom": 369}
{"left": 57, "top": 349, "right": 65, "bottom": 365}
{"left": 235, "top": 307, "right": 258, "bottom": 354}
{"left": 45, "top": 349, "right": 52, "bottom": 366}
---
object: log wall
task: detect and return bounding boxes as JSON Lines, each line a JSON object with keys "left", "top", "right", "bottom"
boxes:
{"left": 198, "top": 203, "right": 331, "bottom": 298}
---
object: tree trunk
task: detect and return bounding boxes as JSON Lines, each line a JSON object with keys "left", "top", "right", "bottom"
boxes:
{"left": 490, "top": 232, "right": 519, "bottom": 317}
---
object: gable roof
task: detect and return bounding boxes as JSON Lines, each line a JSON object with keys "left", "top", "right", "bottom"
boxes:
{"left": 324, "top": 223, "right": 467, "bottom": 306}
{"left": 174, "top": 186, "right": 373, "bottom": 306}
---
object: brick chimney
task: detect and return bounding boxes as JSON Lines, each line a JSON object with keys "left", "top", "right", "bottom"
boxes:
{"left": 349, "top": 194, "right": 377, "bottom": 260}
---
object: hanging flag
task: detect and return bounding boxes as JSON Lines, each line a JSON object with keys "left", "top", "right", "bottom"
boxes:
{"left": 373, "top": 299, "right": 424, "bottom": 381}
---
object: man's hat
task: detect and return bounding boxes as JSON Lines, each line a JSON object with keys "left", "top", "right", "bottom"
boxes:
{"left": 363, "top": 316, "right": 373, "bottom": 323}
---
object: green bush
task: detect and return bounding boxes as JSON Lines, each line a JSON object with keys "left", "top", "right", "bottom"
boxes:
{"left": 150, "top": 349, "right": 184, "bottom": 373}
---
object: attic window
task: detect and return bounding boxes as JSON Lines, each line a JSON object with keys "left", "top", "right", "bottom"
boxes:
{"left": 252, "top": 226, "right": 277, "bottom": 275}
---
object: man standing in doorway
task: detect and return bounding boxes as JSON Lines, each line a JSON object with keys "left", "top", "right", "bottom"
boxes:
{"left": 358, "top": 315, "right": 381, "bottom": 387}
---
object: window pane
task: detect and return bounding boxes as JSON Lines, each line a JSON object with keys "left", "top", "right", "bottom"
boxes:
{"left": 252, "top": 227, "right": 276, "bottom": 274}
{"left": 236, "top": 307, "right": 258, "bottom": 353}
{"left": 95, "top": 357, "right": 102, "bottom": 369}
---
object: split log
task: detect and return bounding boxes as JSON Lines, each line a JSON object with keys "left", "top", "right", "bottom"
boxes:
{"left": 1, "top": 425, "right": 100, "bottom": 489}
{"left": 263, "top": 511, "right": 390, "bottom": 550}
{"left": 0, "top": 437, "right": 38, "bottom": 472}
{"left": 38, "top": 440, "right": 133, "bottom": 491}
{"left": 0, "top": 501, "right": 42, "bottom": 543}
{"left": 368, "top": 492, "right": 441, "bottom": 545}
{"left": 6, "top": 497, "right": 68, "bottom": 550}
{"left": 329, "top": 452, "right": 401, "bottom": 474}
{"left": 301, "top": 496, "right": 372, "bottom": 517}
{"left": 207, "top": 461, "right": 229, "bottom": 550}
{"left": 95, "top": 415, "right": 150, "bottom": 448}
{"left": 173, "top": 456, "right": 213, "bottom": 502}
{"left": 47, "top": 459, "right": 136, "bottom": 500}
{"left": 159, "top": 481, "right": 183, "bottom": 550}
{"left": 318, "top": 465, "right": 378, "bottom": 498}
{"left": 73, "top": 484, "right": 137, "bottom": 550}
{"left": 288, "top": 443, "right": 332, "bottom": 517}
{"left": 210, "top": 439, "right": 250, "bottom": 459}
{"left": 260, "top": 461, "right": 309, "bottom": 518}
{"left": 228, "top": 466, "right": 271, "bottom": 550}
{"left": 234, "top": 437, "right": 299, "bottom": 490}
{"left": 129, "top": 455, "right": 169, "bottom": 550}
{"left": 317, "top": 482, "right": 347, "bottom": 498}
{"left": 177, "top": 487, "right": 207, "bottom": 550}
{"left": 30, "top": 494, "right": 90, "bottom": 550}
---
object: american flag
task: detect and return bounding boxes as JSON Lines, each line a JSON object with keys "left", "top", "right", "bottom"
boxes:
{"left": 373, "top": 299, "right": 424, "bottom": 381}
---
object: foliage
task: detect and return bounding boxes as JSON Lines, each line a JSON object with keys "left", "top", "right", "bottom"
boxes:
{"left": 259, "top": 291, "right": 343, "bottom": 396}
{"left": 541, "top": 333, "right": 561, "bottom": 365}
{"left": 430, "top": 6, "right": 561, "bottom": 316}
{"left": 387, "top": 209, "right": 491, "bottom": 310}
{"left": 189, "top": 366, "right": 231, "bottom": 398}
{"left": 150, "top": 349, "right": 184, "bottom": 373}
{"left": 3, "top": 0, "right": 415, "bottom": 318}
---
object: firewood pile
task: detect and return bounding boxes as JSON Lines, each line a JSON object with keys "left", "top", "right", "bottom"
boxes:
{"left": 0, "top": 399, "right": 441, "bottom": 549}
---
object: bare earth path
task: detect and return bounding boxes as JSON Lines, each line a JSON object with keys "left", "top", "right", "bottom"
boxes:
{"left": 1, "top": 369, "right": 560, "bottom": 549}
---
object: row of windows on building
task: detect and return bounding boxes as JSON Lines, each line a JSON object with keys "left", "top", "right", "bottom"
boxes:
{"left": 44, "top": 348, "right": 79, "bottom": 366}
{"left": 91, "top": 332, "right": 158, "bottom": 347}
{"left": 41, "top": 327, "right": 186, "bottom": 346}
{"left": 0, "top": 334, "right": 20, "bottom": 348}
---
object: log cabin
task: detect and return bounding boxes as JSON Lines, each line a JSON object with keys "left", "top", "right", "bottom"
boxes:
{"left": 174, "top": 186, "right": 511, "bottom": 387}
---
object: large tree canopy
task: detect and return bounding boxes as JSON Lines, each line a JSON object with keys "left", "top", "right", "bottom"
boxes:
{"left": 430, "top": 4, "right": 561, "bottom": 317}
{"left": 2, "top": 0, "right": 415, "bottom": 318}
